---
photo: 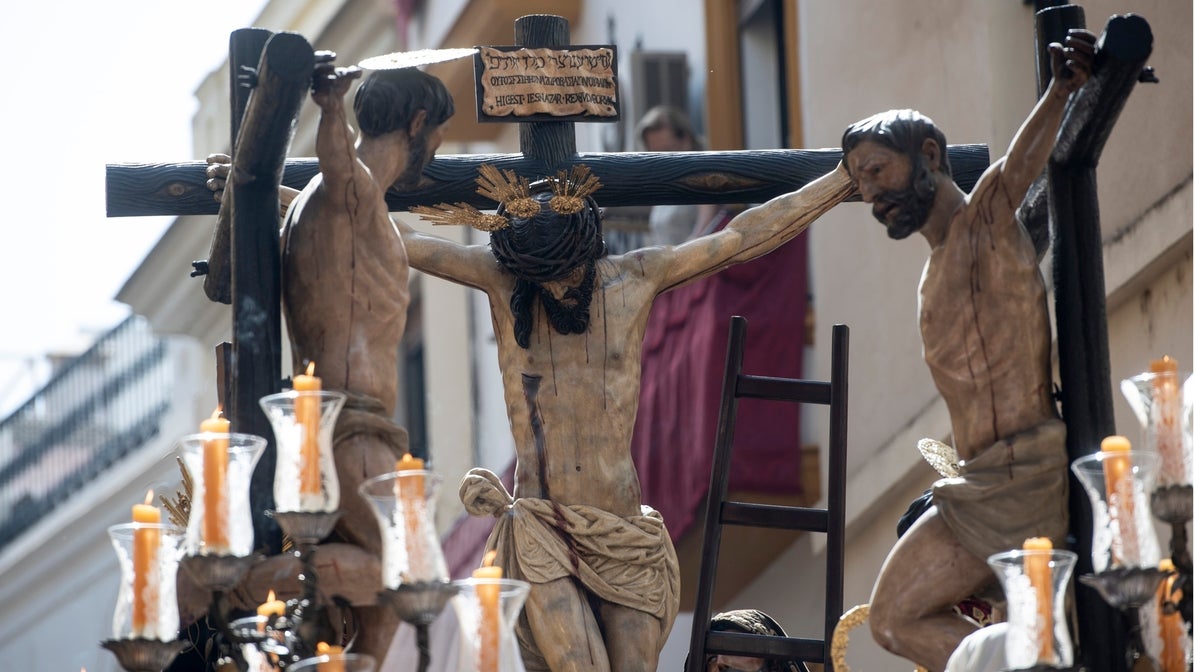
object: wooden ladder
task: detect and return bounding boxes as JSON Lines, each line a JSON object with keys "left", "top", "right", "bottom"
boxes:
{"left": 685, "top": 316, "right": 849, "bottom": 672}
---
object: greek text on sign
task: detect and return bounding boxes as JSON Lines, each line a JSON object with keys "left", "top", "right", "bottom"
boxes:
{"left": 478, "top": 46, "right": 618, "bottom": 119}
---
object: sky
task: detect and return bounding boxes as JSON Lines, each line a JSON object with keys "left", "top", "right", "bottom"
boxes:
{"left": 0, "top": 1, "right": 270, "bottom": 414}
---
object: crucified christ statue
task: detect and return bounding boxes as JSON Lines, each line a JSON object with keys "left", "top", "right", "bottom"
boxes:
{"left": 210, "top": 73, "right": 852, "bottom": 671}
{"left": 405, "top": 161, "right": 852, "bottom": 671}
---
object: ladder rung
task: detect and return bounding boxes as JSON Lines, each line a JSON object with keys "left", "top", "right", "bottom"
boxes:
{"left": 719, "top": 501, "right": 828, "bottom": 532}
{"left": 706, "top": 631, "right": 825, "bottom": 662}
{"left": 736, "top": 375, "right": 831, "bottom": 404}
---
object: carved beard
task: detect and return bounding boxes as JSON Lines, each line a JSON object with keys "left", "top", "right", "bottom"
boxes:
{"left": 873, "top": 160, "right": 936, "bottom": 240}
{"left": 392, "top": 130, "right": 430, "bottom": 191}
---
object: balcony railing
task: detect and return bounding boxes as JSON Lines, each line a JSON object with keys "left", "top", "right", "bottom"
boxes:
{"left": 0, "top": 315, "right": 172, "bottom": 552}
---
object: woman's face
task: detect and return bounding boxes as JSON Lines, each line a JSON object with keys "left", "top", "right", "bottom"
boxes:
{"left": 705, "top": 654, "right": 768, "bottom": 672}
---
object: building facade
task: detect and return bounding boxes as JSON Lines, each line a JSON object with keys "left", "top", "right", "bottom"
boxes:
{"left": 0, "top": 1, "right": 1187, "bottom": 670}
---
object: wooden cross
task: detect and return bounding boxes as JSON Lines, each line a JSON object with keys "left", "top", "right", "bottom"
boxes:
{"left": 103, "top": 14, "right": 987, "bottom": 556}
{"left": 103, "top": 9, "right": 1155, "bottom": 672}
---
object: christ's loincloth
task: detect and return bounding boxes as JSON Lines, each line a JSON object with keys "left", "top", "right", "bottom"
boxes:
{"left": 932, "top": 418, "right": 1069, "bottom": 561}
{"left": 460, "top": 468, "right": 680, "bottom": 670}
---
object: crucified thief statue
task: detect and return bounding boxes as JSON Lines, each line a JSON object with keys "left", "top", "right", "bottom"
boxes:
{"left": 209, "top": 59, "right": 453, "bottom": 665}
{"left": 407, "top": 160, "right": 852, "bottom": 671}
{"left": 847, "top": 30, "right": 1096, "bottom": 672}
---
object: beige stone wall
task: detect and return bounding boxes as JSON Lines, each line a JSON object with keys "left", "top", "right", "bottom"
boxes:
{"left": 716, "top": 2, "right": 1193, "bottom": 670}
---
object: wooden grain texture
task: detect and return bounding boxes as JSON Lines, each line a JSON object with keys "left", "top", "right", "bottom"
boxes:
{"left": 1038, "top": 11, "right": 1154, "bottom": 672}
{"left": 107, "top": 144, "right": 989, "bottom": 217}
{"left": 516, "top": 14, "right": 577, "bottom": 167}
{"left": 225, "top": 31, "right": 315, "bottom": 556}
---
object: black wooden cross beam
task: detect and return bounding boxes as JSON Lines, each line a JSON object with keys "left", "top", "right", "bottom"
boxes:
{"left": 105, "top": 145, "right": 991, "bottom": 218}
{"left": 1035, "top": 8, "right": 1157, "bottom": 672}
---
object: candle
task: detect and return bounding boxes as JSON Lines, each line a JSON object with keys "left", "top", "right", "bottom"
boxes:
{"left": 473, "top": 550, "right": 503, "bottom": 672}
{"left": 294, "top": 362, "right": 323, "bottom": 497}
{"left": 1156, "top": 559, "right": 1185, "bottom": 672}
{"left": 256, "top": 589, "right": 285, "bottom": 633}
{"left": 316, "top": 641, "right": 345, "bottom": 672}
{"left": 1101, "top": 435, "right": 1137, "bottom": 567}
{"left": 132, "top": 491, "right": 161, "bottom": 637}
{"left": 200, "top": 408, "right": 230, "bottom": 553}
{"left": 1150, "top": 357, "right": 1184, "bottom": 486}
{"left": 1022, "top": 537, "right": 1054, "bottom": 662}
{"left": 395, "top": 454, "right": 427, "bottom": 576}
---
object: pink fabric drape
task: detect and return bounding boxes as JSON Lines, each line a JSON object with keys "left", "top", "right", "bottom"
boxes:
{"left": 631, "top": 212, "right": 809, "bottom": 541}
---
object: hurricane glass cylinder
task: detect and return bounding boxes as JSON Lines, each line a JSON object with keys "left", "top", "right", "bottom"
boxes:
{"left": 177, "top": 432, "right": 266, "bottom": 556}
{"left": 260, "top": 390, "right": 347, "bottom": 513}
{"left": 988, "top": 548, "right": 1078, "bottom": 668}
{"left": 1121, "top": 368, "right": 1193, "bottom": 487}
{"left": 108, "top": 522, "right": 185, "bottom": 641}
{"left": 1072, "top": 450, "right": 1163, "bottom": 571}
{"left": 359, "top": 470, "right": 449, "bottom": 587}
{"left": 451, "top": 577, "right": 531, "bottom": 672}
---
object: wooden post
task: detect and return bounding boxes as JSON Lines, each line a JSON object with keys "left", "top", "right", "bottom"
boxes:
{"left": 202, "top": 28, "right": 273, "bottom": 305}
{"left": 514, "top": 15, "right": 577, "bottom": 168}
{"left": 227, "top": 31, "right": 315, "bottom": 554}
{"left": 1036, "top": 8, "right": 1156, "bottom": 671}
{"left": 105, "top": 144, "right": 990, "bottom": 217}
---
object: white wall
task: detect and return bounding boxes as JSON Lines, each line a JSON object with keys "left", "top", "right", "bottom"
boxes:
{"left": 0, "top": 338, "right": 207, "bottom": 672}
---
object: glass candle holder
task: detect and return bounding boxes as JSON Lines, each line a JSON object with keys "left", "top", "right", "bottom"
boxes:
{"left": 1121, "top": 366, "right": 1193, "bottom": 487}
{"left": 229, "top": 614, "right": 291, "bottom": 661}
{"left": 451, "top": 578, "right": 531, "bottom": 672}
{"left": 176, "top": 432, "right": 266, "bottom": 557}
{"left": 288, "top": 652, "right": 376, "bottom": 672}
{"left": 1072, "top": 450, "right": 1163, "bottom": 571}
{"left": 260, "top": 390, "right": 347, "bottom": 513}
{"left": 988, "top": 548, "right": 1078, "bottom": 668}
{"left": 358, "top": 470, "right": 449, "bottom": 587}
{"left": 108, "top": 522, "right": 185, "bottom": 641}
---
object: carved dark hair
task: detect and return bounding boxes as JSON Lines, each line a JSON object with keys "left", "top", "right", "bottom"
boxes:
{"left": 489, "top": 184, "right": 607, "bottom": 348}
{"left": 353, "top": 68, "right": 454, "bottom": 138}
{"left": 842, "top": 109, "right": 952, "bottom": 178}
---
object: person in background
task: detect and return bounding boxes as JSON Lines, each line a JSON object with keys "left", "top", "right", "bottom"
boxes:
{"left": 699, "top": 609, "right": 807, "bottom": 672}
{"left": 635, "top": 105, "right": 720, "bottom": 245}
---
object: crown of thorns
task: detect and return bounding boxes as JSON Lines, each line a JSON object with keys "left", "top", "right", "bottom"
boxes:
{"left": 410, "top": 164, "right": 602, "bottom": 232}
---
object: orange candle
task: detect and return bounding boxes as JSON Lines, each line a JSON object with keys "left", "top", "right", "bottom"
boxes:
{"left": 396, "top": 454, "right": 427, "bottom": 573}
{"left": 132, "top": 491, "right": 161, "bottom": 636}
{"left": 1101, "top": 436, "right": 1136, "bottom": 566}
{"left": 294, "top": 362, "right": 322, "bottom": 496}
{"left": 316, "top": 641, "right": 345, "bottom": 672}
{"left": 256, "top": 589, "right": 285, "bottom": 633}
{"left": 1157, "top": 559, "right": 1185, "bottom": 672}
{"left": 473, "top": 550, "right": 503, "bottom": 672}
{"left": 200, "top": 408, "right": 230, "bottom": 553}
{"left": 1023, "top": 537, "right": 1054, "bottom": 662}
{"left": 1150, "top": 357, "right": 1183, "bottom": 486}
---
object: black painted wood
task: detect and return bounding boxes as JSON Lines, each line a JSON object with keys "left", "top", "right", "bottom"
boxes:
{"left": 1039, "top": 9, "right": 1155, "bottom": 672}
{"left": 203, "top": 28, "right": 274, "bottom": 305}
{"left": 515, "top": 14, "right": 577, "bottom": 167}
{"left": 686, "top": 317, "right": 848, "bottom": 672}
{"left": 105, "top": 144, "right": 989, "bottom": 217}
{"left": 228, "top": 31, "right": 315, "bottom": 555}
{"left": 706, "top": 632, "right": 824, "bottom": 662}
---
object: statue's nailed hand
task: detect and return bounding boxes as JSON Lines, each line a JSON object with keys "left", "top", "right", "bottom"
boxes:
{"left": 1049, "top": 29, "right": 1097, "bottom": 94}
{"left": 205, "top": 153, "right": 231, "bottom": 203}
{"left": 311, "top": 58, "right": 363, "bottom": 109}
